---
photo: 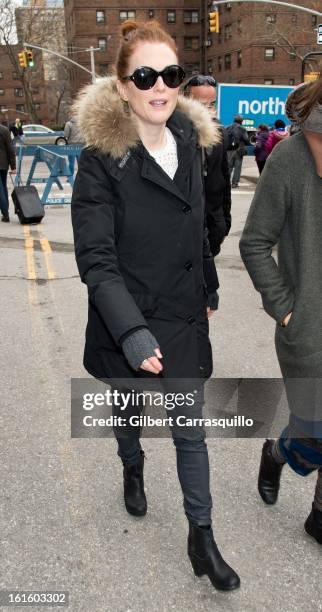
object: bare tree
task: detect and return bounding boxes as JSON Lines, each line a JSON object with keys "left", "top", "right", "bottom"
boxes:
{"left": 0, "top": 0, "right": 38, "bottom": 121}
{"left": 0, "top": 0, "right": 70, "bottom": 124}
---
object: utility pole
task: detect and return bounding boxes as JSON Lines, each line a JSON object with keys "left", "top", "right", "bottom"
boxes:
{"left": 89, "top": 46, "right": 96, "bottom": 84}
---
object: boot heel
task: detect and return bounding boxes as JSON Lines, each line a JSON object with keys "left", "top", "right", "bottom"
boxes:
{"left": 189, "top": 554, "right": 206, "bottom": 577}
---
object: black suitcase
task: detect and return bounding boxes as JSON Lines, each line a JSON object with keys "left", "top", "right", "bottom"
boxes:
{"left": 11, "top": 185, "right": 45, "bottom": 225}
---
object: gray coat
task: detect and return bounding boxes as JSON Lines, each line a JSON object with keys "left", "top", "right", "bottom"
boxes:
{"left": 239, "top": 132, "right": 322, "bottom": 379}
{"left": 0, "top": 125, "right": 16, "bottom": 170}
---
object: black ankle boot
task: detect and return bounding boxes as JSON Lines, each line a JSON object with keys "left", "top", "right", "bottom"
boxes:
{"left": 123, "top": 450, "right": 147, "bottom": 517}
{"left": 305, "top": 503, "right": 322, "bottom": 545}
{"left": 1, "top": 214, "right": 10, "bottom": 222}
{"left": 188, "top": 524, "right": 240, "bottom": 591}
{"left": 258, "top": 439, "right": 284, "bottom": 505}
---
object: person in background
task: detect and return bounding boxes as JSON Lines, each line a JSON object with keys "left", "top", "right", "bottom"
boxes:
{"left": 64, "top": 117, "right": 84, "bottom": 179}
{"left": 72, "top": 20, "right": 240, "bottom": 591}
{"left": 254, "top": 124, "right": 269, "bottom": 174}
{"left": 226, "top": 114, "right": 249, "bottom": 189}
{"left": 240, "top": 77, "right": 322, "bottom": 546}
{"left": 183, "top": 74, "right": 231, "bottom": 267}
{"left": 265, "top": 119, "right": 288, "bottom": 156}
{"left": 10, "top": 118, "right": 24, "bottom": 144}
{"left": 0, "top": 122, "right": 16, "bottom": 222}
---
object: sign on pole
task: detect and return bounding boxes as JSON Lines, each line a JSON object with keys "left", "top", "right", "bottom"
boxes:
{"left": 217, "top": 84, "right": 293, "bottom": 127}
{"left": 318, "top": 24, "right": 322, "bottom": 44}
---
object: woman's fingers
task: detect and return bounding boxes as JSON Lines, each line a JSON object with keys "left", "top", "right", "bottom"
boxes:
{"left": 140, "top": 355, "right": 163, "bottom": 374}
{"left": 154, "top": 348, "right": 163, "bottom": 359}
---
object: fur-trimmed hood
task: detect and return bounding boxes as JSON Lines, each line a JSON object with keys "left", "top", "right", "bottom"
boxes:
{"left": 73, "top": 76, "right": 222, "bottom": 159}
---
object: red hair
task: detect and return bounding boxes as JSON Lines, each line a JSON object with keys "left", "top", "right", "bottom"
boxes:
{"left": 116, "top": 20, "right": 178, "bottom": 79}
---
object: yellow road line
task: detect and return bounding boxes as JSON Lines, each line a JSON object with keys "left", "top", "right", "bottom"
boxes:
{"left": 23, "top": 225, "right": 37, "bottom": 281}
{"left": 39, "top": 237, "right": 56, "bottom": 280}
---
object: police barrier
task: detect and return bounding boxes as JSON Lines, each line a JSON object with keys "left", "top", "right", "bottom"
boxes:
{"left": 14, "top": 144, "right": 83, "bottom": 205}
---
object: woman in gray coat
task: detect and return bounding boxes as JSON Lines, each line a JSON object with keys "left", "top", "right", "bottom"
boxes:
{"left": 239, "top": 78, "right": 322, "bottom": 545}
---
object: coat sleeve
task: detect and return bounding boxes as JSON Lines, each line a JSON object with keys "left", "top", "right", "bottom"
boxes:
{"left": 71, "top": 148, "right": 148, "bottom": 345}
{"left": 203, "top": 219, "right": 219, "bottom": 294}
{"left": 204, "top": 145, "right": 228, "bottom": 256}
{"left": 239, "top": 146, "right": 294, "bottom": 323}
{"left": 221, "top": 148, "right": 232, "bottom": 235}
{"left": 5, "top": 129, "right": 16, "bottom": 170}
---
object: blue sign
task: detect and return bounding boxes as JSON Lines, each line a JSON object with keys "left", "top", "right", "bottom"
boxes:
{"left": 217, "top": 84, "right": 294, "bottom": 128}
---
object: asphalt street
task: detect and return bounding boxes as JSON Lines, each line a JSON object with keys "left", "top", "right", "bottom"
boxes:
{"left": 0, "top": 156, "right": 321, "bottom": 612}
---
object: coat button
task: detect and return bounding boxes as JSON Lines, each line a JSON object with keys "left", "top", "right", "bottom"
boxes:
{"left": 187, "top": 316, "right": 196, "bottom": 325}
{"left": 182, "top": 204, "right": 192, "bottom": 214}
{"left": 184, "top": 261, "right": 193, "bottom": 271}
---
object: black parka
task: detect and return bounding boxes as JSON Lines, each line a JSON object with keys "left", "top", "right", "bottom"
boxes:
{"left": 71, "top": 77, "right": 221, "bottom": 380}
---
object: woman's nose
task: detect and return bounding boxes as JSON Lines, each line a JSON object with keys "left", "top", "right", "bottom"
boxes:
{"left": 154, "top": 75, "right": 166, "bottom": 91}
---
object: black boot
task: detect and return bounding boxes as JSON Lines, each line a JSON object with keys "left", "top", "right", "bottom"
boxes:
{"left": 258, "top": 439, "right": 284, "bottom": 505}
{"left": 123, "top": 450, "right": 147, "bottom": 517}
{"left": 305, "top": 503, "right": 322, "bottom": 545}
{"left": 188, "top": 524, "right": 240, "bottom": 591}
{"left": 1, "top": 214, "right": 10, "bottom": 222}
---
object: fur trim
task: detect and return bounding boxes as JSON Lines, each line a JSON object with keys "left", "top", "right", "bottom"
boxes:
{"left": 73, "top": 76, "right": 222, "bottom": 159}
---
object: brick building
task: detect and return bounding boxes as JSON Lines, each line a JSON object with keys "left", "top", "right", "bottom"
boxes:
{"left": 64, "top": 0, "right": 321, "bottom": 95}
{"left": 64, "top": 0, "right": 206, "bottom": 94}
{"left": 206, "top": 0, "right": 321, "bottom": 85}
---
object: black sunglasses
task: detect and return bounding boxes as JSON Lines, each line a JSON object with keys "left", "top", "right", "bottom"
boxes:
{"left": 122, "top": 65, "right": 186, "bottom": 90}
{"left": 184, "top": 75, "right": 217, "bottom": 90}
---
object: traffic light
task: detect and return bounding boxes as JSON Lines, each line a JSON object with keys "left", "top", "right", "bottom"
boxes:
{"left": 18, "top": 50, "right": 27, "bottom": 69}
{"left": 209, "top": 10, "right": 219, "bottom": 33}
{"left": 26, "top": 49, "right": 34, "bottom": 68}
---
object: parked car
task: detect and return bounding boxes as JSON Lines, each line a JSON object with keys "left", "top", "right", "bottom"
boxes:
{"left": 19, "top": 125, "right": 67, "bottom": 145}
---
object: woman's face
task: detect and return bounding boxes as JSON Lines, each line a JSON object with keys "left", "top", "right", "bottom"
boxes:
{"left": 117, "top": 42, "right": 180, "bottom": 128}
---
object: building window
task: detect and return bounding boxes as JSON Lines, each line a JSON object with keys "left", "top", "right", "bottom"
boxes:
{"left": 218, "top": 56, "right": 222, "bottom": 71}
{"left": 237, "top": 49, "right": 242, "bottom": 67}
{"left": 266, "top": 14, "right": 276, "bottom": 23}
{"left": 208, "top": 61, "right": 213, "bottom": 74}
{"left": 264, "top": 79, "right": 274, "bottom": 85}
{"left": 184, "top": 36, "right": 199, "bottom": 50}
{"left": 225, "top": 2, "right": 232, "bottom": 10}
{"left": 289, "top": 78, "right": 295, "bottom": 85}
{"left": 96, "top": 10, "right": 105, "bottom": 24}
{"left": 289, "top": 48, "right": 296, "bottom": 60}
{"left": 34, "top": 103, "right": 41, "bottom": 111}
{"left": 99, "top": 63, "right": 109, "bottom": 75}
{"left": 0, "top": 72, "right": 3, "bottom": 79}
{"left": 167, "top": 10, "right": 176, "bottom": 23}
{"left": 224, "top": 53, "right": 231, "bottom": 69}
{"left": 237, "top": 18, "right": 242, "bottom": 33}
{"left": 119, "top": 10, "right": 136, "bottom": 21}
{"left": 98, "top": 37, "right": 107, "bottom": 51}
{"left": 14, "top": 88, "right": 23, "bottom": 97}
{"left": 16, "top": 104, "right": 25, "bottom": 112}
{"left": 12, "top": 71, "right": 19, "bottom": 80}
{"left": 0, "top": 105, "right": 7, "bottom": 112}
{"left": 148, "top": 9, "right": 154, "bottom": 18}
{"left": 184, "top": 10, "right": 199, "bottom": 24}
{"left": 291, "top": 14, "right": 297, "bottom": 23}
{"left": 264, "top": 47, "right": 275, "bottom": 60}
{"left": 224, "top": 24, "right": 232, "bottom": 40}
{"left": 0, "top": 89, "right": 4, "bottom": 96}
{"left": 312, "top": 15, "right": 317, "bottom": 26}
{"left": 185, "top": 62, "right": 200, "bottom": 74}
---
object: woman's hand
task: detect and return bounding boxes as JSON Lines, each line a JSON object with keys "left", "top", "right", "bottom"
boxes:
{"left": 207, "top": 307, "right": 216, "bottom": 319}
{"left": 282, "top": 312, "right": 292, "bottom": 326}
{"left": 140, "top": 348, "right": 163, "bottom": 374}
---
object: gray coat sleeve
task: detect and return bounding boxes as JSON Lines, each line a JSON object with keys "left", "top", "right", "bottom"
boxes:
{"left": 239, "top": 146, "right": 294, "bottom": 323}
